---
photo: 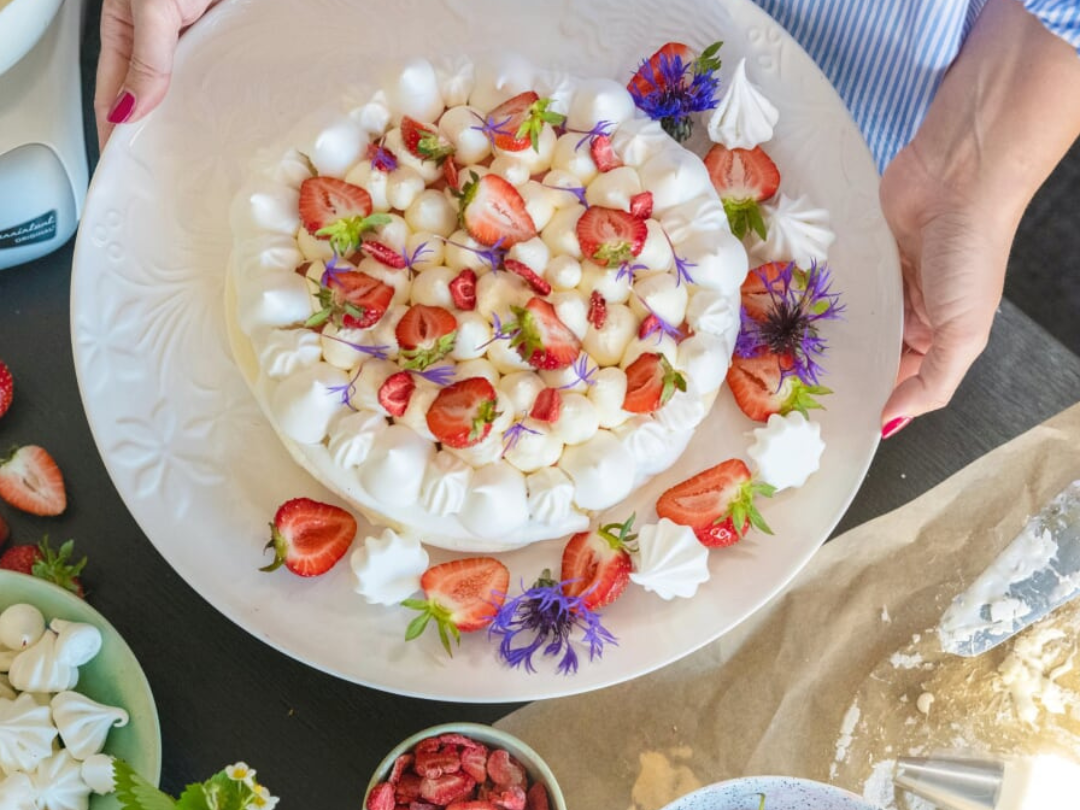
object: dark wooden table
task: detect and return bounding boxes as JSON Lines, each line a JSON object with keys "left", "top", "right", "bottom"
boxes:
{"left": 1, "top": 2, "right": 1078, "bottom": 805}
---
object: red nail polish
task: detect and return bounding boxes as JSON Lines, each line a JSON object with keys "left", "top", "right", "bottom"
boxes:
{"left": 107, "top": 90, "right": 136, "bottom": 124}
{"left": 881, "top": 416, "right": 912, "bottom": 440}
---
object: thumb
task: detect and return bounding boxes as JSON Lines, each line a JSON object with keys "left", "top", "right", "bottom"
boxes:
{"left": 102, "top": 2, "right": 185, "bottom": 128}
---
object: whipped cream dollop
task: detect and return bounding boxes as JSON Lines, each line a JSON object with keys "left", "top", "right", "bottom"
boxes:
{"left": 351, "top": 528, "right": 429, "bottom": 605}
{"left": 706, "top": 58, "right": 779, "bottom": 149}
{"left": 31, "top": 750, "right": 92, "bottom": 810}
{"left": 525, "top": 467, "right": 579, "bottom": 524}
{"left": 753, "top": 193, "right": 836, "bottom": 267}
{"left": 420, "top": 452, "right": 472, "bottom": 516}
{"left": 51, "top": 691, "right": 129, "bottom": 761}
{"left": 630, "top": 519, "right": 711, "bottom": 600}
{"left": 0, "top": 692, "right": 58, "bottom": 774}
{"left": 747, "top": 412, "right": 825, "bottom": 491}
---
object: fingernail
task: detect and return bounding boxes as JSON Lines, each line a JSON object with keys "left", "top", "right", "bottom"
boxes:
{"left": 881, "top": 416, "right": 912, "bottom": 440}
{"left": 107, "top": 90, "right": 136, "bottom": 124}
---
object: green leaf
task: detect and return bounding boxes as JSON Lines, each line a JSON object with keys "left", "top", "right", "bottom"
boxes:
{"left": 113, "top": 759, "right": 177, "bottom": 810}
{"left": 722, "top": 198, "right": 767, "bottom": 241}
{"left": 404, "top": 611, "right": 431, "bottom": 642}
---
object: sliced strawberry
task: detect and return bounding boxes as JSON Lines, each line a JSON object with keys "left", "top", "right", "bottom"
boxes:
{"left": 627, "top": 42, "right": 695, "bottom": 97}
{"left": 261, "top": 497, "right": 357, "bottom": 577}
{"left": 449, "top": 268, "right": 478, "bottom": 311}
{"left": 0, "top": 360, "right": 12, "bottom": 420}
{"left": 622, "top": 352, "right": 687, "bottom": 414}
{"left": 560, "top": 514, "right": 636, "bottom": 610}
{"left": 401, "top": 116, "right": 455, "bottom": 163}
{"left": 460, "top": 745, "right": 489, "bottom": 783}
{"left": 361, "top": 240, "right": 408, "bottom": 270}
{"left": 395, "top": 305, "right": 458, "bottom": 370}
{"left": 0, "top": 445, "right": 66, "bottom": 516}
{"left": 388, "top": 754, "right": 415, "bottom": 784}
{"left": 414, "top": 746, "right": 462, "bottom": 778}
{"left": 299, "top": 176, "right": 381, "bottom": 254}
{"left": 420, "top": 773, "right": 477, "bottom": 806}
{"left": 576, "top": 206, "right": 647, "bottom": 266}
{"left": 587, "top": 290, "right": 607, "bottom": 330}
{"left": 530, "top": 388, "right": 562, "bottom": 423}
{"left": 638, "top": 314, "right": 661, "bottom": 340}
{"left": 308, "top": 270, "right": 394, "bottom": 330}
{"left": 486, "top": 91, "right": 566, "bottom": 152}
{"left": 448, "top": 802, "right": 499, "bottom": 810}
{"left": 629, "top": 191, "right": 654, "bottom": 220}
{"left": 525, "top": 784, "right": 551, "bottom": 810}
{"left": 703, "top": 144, "right": 780, "bottom": 240}
{"left": 503, "top": 258, "right": 552, "bottom": 296}
{"left": 379, "top": 371, "right": 416, "bottom": 417}
{"left": 366, "top": 783, "right": 395, "bottom": 810}
{"left": 740, "top": 261, "right": 790, "bottom": 322}
{"left": 395, "top": 773, "right": 422, "bottom": 802}
{"left": 403, "top": 557, "right": 510, "bottom": 654}
{"left": 726, "top": 352, "right": 830, "bottom": 422}
{"left": 656, "top": 459, "right": 775, "bottom": 547}
{"left": 426, "top": 377, "right": 500, "bottom": 449}
{"left": 457, "top": 173, "right": 537, "bottom": 248}
{"left": 486, "top": 750, "right": 527, "bottom": 790}
{"left": 488, "top": 787, "right": 526, "bottom": 810}
{"left": 444, "top": 157, "right": 462, "bottom": 191}
{"left": 589, "top": 134, "right": 622, "bottom": 172}
{"left": 509, "top": 298, "right": 581, "bottom": 371}
{"left": 0, "top": 538, "right": 86, "bottom": 598}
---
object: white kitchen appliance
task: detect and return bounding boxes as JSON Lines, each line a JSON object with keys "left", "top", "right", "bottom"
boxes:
{"left": 0, "top": 0, "right": 88, "bottom": 271}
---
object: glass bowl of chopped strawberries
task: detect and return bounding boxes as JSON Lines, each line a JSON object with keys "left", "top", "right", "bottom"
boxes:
{"left": 364, "top": 723, "right": 565, "bottom": 810}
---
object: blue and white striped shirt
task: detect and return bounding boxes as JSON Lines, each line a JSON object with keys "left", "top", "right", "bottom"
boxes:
{"left": 752, "top": 0, "right": 1080, "bottom": 172}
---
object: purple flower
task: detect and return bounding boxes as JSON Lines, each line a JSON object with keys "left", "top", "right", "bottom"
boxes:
{"left": 541, "top": 182, "right": 588, "bottom": 207}
{"left": 470, "top": 110, "right": 516, "bottom": 147}
{"left": 672, "top": 248, "right": 697, "bottom": 287}
{"left": 559, "top": 354, "right": 598, "bottom": 389}
{"left": 638, "top": 301, "right": 684, "bottom": 343}
{"left": 477, "top": 312, "right": 521, "bottom": 351}
{"left": 502, "top": 419, "right": 541, "bottom": 454}
{"left": 628, "top": 42, "right": 723, "bottom": 143}
{"left": 442, "top": 237, "right": 507, "bottom": 274}
{"left": 319, "top": 253, "right": 348, "bottom": 287}
{"left": 369, "top": 143, "right": 398, "bottom": 172}
{"left": 615, "top": 261, "right": 648, "bottom": 284}
{"left": 413, "top": 365, "right": 456, "bottom": 386}
{"left": 488, "top": 572, "right": 617, "bottom": 675}
{"left": 569, "top": 120, "right": 615, "bottom": 150}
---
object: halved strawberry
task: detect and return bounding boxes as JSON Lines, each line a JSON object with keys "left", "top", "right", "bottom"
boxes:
{"left": 378, "top": 371, "right": 415, "bottom": 417}
{"left": 307, "top": 270, "right": 394, "bottom": 330}
{"left": 703, "top": 144, "right": 780, "bottom": 240}
{"left": 589, "top": 134, "right": 622, "bottom": 172}
{"left": 627, "top": 42, "right": 695, "bottom": 97}
{"left": 503, "top": 258, "right": 552, "bottom": 296}
{"left": 299, "top": 176, "right": 385, "bottom": 254}
{"left": 656, "top": 459, "right": 775, "bottom": 547}
{"left": 360, "top": 240, "right": 407, "bottom": 270}
{"left": 627, "top": 41, "right": 723, "bottom": 142}
{"left": 623, "top": 352, "right": 687, "bottom": 413}
{"left": 402, "top": 557, "right": 510, "bottom": 654}
{"left": 395, "top": 305, "right": 458, "bottom": 370}
{"left": 0, "top": 445, "right": 66, "bottom": 516}
{"left": 587, "top": 290, "right": 607, "bottom": 330}
{"left": 509, "top": 298, "right": 581, "bottom": 371}
{"left": 426, "top": 377, "right": 500, "bottom": 449}
{"left": 740, "top": 261, "right": 790, "bottom": 322}
{"left": 401, "top": 116, "right": 455, "bottom": 163}
{"left": 530, "top": 387, "right": 562, "bottom": 423}
{"left": 0, "top": 360, "right": 12, "bottom": 420}
{"left": 486, "top": 91, "right": 566, "bottom": 152}
{"left": 629, "top": 191, "right": 654, "bottom": 220}
{"left": 457, "top": 173, "right": 537, "bottom": 248}
{"left": 260, "top": 497, "right": 357, "bottom": 577}
{"left": 576, "top": 206, "right": 647, "bottom": 266}
{"left": 561, "top": 514, "right": 637, "bottom": 610}
{"left": 449, "top": 268, "right": 477, "bottom": 311}
{"left": 726, "top": 352, "right": 830, "bottom": 422}
{"left": 0, "top": 538, "right": 86, "bottom": 597}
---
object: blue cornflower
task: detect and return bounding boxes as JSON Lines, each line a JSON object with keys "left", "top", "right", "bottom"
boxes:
{"left": 627, "top": 42, "right": 723, "bottom": 143}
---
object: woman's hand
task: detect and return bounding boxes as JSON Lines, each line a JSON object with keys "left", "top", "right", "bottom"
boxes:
{"left": 94, "top": 0, "right": 219, "bottom": 149}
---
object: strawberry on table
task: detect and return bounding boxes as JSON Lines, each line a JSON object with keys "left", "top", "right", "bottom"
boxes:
{"left": 656, "top": 459, "right": 775, "bottom": 547}
{"left": 485, "top": 91, "right": 566, "bottom": 152}
{"left": 307, "top": 269, "right": 394, "bottom": 330}
{"left": 426, "top": 377, "right": 500, "bottom": 449}
{"left": 0, "top": 538, "right": 87, "bottom": 598}
{"left": 622, "top": 352, "right": 687, "bottom": 414}
{"left": 576, "top": 206, "right": 647, "bottom": 267}
{"left": 509, "top": 298, "right": 581, "bottom": 371}
{"left": 703, "top": 144, "right": 781, "bottom": 240}
{"left": 395, "top": 304, "right": 458, "bottom": 371}
{"left": 298, "top": 176, "right": 389, "bottom": 254}
{"left": 0, "top": 445, "right": 66, "bottom": 516}
{"left": 457, "top": 173, "right": 537, "bottom": 248}
{"left": 260, "top": 497, "right": 357, "bottom": 577}
{"left": 0, "top": 360, "right": 12, "bottom": 420}
{"left": 402, "top": 557, "right": 510, "bottom": 654}
{"left": 727, "top": 352, "right": 830, "bottom": 422}
{"left": 561, "top": 514, "right": 637, "bottom": 610}
{"left": 401, "top": 115, "right": 456, "bottom": 163}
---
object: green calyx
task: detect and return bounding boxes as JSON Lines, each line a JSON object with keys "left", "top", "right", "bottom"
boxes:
{"left": 259, "top": 524, "right": 288, "bottom": 573}
{"left": 416, "top": 129, "right": 456, "bottom": 163}
{"left": 402, "top": 597, "right": 460, "bottom": 656}
{"left": 304, "top": 283, "right": 366, "bottom": 330}
{"left": 714, "top": 480, "right": 777, "bottom": 537}
{"left": 660, "top": 115, "right": 694, "bottom": 144}
{"left": 516, "top": 97, "right": 567, "bottom": 151}
{"left": 722, "top": 198, "right": 767, "bottom": 241}
{"left": 32, "top": 537, "right": 86, "bottom": 596}
{"left": 508, "top": 306, "right": 543, "bottom": 362}
{"left": 659, "top": 355, "right": 688, "bottom": 407}
{"left": 693, "top": 41, "right": 724, "bottom": 76}
{"left": 597, "top": 513, "right": 639, "bottom": 553}
{"left": 470, "top": 397, "right": 499, "bottom": 441}
{"left": 400, "top": 331, "right": 458, "bottom": 371}
{"left": 778, "top": 377, "right": 832, "bottom": 418}
{"left": 316, "top": 212, "right": 392, "bottom": 255}
{"left": 593, "top": 241, "right": 635, "bottom": 267}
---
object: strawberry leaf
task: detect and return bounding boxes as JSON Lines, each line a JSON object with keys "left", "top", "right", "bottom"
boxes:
{"left": 113, "top": 759, "right": 177, "bottom": 810}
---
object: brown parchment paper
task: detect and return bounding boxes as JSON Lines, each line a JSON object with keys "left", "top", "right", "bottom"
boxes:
{"left": 496, "top": 401, "right": 1080, "bottom": 810}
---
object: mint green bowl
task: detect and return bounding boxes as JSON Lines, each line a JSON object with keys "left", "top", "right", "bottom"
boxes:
{"left": 365, "top": 722, "right": 567, "bottom": 810}
{"left": 0, "top": 571, "right": 162, "bottom": 808}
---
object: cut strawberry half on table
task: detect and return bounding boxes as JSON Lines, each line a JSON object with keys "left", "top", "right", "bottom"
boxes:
{"left": 704, "top": 144, "right": 781, "bottom": 241}
{"left": 260, "top": 497, "right": 357, "bottom": 577}
{"left": 402, "top": 556, "right": 510, "bottom": 654}
{"left": 509, "top": 298, "right": 581, "bottom": 371}
{"left": 401, "top": 115, "right": 456, "bottom": 163}
{"left": 656, "top": 459, "right": 775, "bottom": 547}
{"left": 561, "top": 514, "right": 637, "bottom": 610}
{"left": 0, "top": 360, "right": 12, "bottom": 420}
{"left": 486, "top": 91, "right": 566, "bottom": 152}
{"left": 378, "top": 371, "right": 416, "bottom": 417}
{"left": 457, "top": 173, "right": 537, "bottom": 248}
{"left": 426, "top": 376, "right": 500, "bottom": 449}
{"left": 299, "top": 176, "right": 386, "bottom": 254}
{"left": 0, "top": 538, "right": 87, "bottom": 598}
{"left": 395, "top": 304, "right": 458, "bottom": 370}
{"left": 0, "top": 445, "right": 66, "bottom": 516}
{"left": 576, "top": 206, "right": 647, "bottom": 267}
{"left": 449, "top": 268, "right": 477, "bottom": 310}
{"left": 726, "top": 352, "right": 831, "bottom": 422}
{"left": 622, "top": 352, "right": 687, "bottom": 414}
{"left": 740, "top": 261, "right": 791, "bottom": 322}
{"left": 307, "top": 269, "right": 394, "bottom": 330}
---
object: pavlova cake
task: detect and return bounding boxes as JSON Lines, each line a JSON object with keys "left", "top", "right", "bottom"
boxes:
{"left": 228, "top": 54, "right": 749, "bottom": 553}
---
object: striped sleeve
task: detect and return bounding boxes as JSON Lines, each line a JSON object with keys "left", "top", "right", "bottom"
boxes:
{"left": 1022, "top": 0, "right": 1080, "bottom": 51}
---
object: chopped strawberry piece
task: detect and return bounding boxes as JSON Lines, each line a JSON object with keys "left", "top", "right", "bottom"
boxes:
{"left": 405, "top": 557, "right": 510, "bottom": 654}
{"left": 460, "top": 745, "right": 490, "bottom": 783}
{"left": 726, "top": 352, "right": 830, "bottom": 422}
{"left": 437, "top": 733, "right": 483, "bottom": 748}
{"left": 379, "top": 371, "right": 416, "bottom": 418}
{"left": 414, "top": 746, "right": 462, "bottom": 778}
{"left": 529, "top": 388, "right": 562, "bottom": 423}
{"left": 366, "top": 142, "right": 397, "bottom": 172}
{"left": 361, "top": 241, "right": 408, "bottom": 269}
{"left": 486, "top": 91, "right": 541, "bottom": 152}
{"left": 638, "top": 314, "right": 661, "bottom": 340}
{"left": 0, "top": 445, "right": 66, "bottom": 516}
{"left": 627, "top": 41, "right": 695, "bottom": 97}
{"left": 389, "top": 754, "right": 415, "bottom": 785}
{"left": 444, "top": 157, "right": 462, "bottom": 191}
{"left": 622, "top": 352, "right": 687, "bottom": 414}
{"left": 0, "top": 360, "right": 12, "bottom": 420}
{"left": 589, "top": 134, "right": 622, "bottom": 172}
{"left": 576, "top": 206, "right": 647, "bottom": 266}
{"left": 560, "top": 515, "right": 636, "bottom": 610}
{"left": 587, "top": 290, "right": 607, "bottom": 330}
{"left": 425, "top": 377, "right": 499, "bottom": 449}
{"left": 396, "top": 305, "right": 458, "bottom": 370}
{"left": 401, "top": 116, "right": 455, "bottom": 163}
{"left": 509, "top": 298, "right": 581, "bottom": 371}
{"left": 458, "top": 173, "right": 537, "bottom": 248}
{"left": 740, "top": 261, "right": 790, "bottom": 322}
{"left": 260, "top": 497, "right": 357, "bottom": 577}
{"left": 489, "top": 787, "right": 526, "bottom": 810}
{"left": 420, "top": 772, "right": 477, "bottom": 805}
{"left": 629, "top": 191, "right": 654, "bottom": 220}
{"left": 411, "top": 803, "right": 441, "bottom": 810}
{"left": 447, "top": 802, "right": 499, "bottom": 810}
{"left": 299, "top": 176, "right": 373, "bottom": 236}
{"left": 449, "top": 269, "right": 478, "bottom": 311}
{"left": 525, "top": 784, "right": 550, "bottom": 810}
{"left": 655, "top": 459, "right": 775, "bottom": 548}
{"left": 396, "top": 774, "right": 422, "bottom": 803}
{"left": 504, "top": 259, "right": 552, "bottom": 296}
{"left": 486, "top": 750, "right": 527, "bottom": 790}
{"left": 703, "top": 144, "right": 780, "bottom": 240}
{"left": 368, "top": 782, "right": 397, "bottom": 810}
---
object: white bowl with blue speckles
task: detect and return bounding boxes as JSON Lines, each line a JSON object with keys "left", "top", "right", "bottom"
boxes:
{"left": 660, "top": 776, "right": 878, "bottom": 810}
